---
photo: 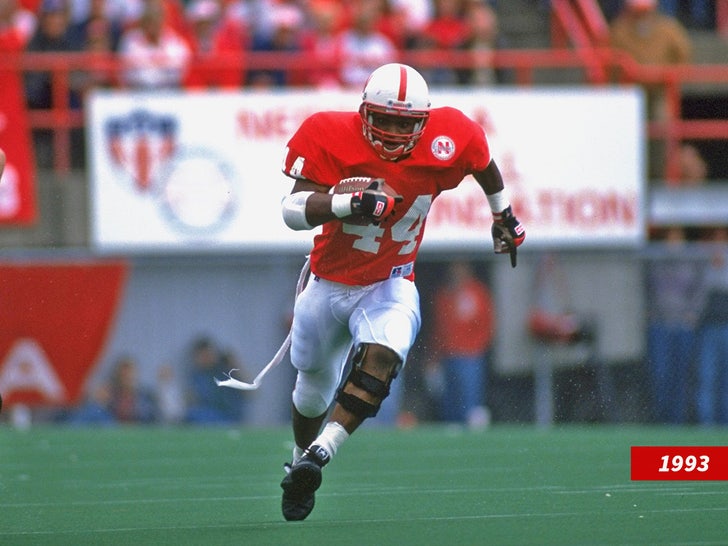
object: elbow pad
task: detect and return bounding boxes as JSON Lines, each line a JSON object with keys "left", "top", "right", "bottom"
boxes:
{"left": 281, "top": 191, "right": 315, "bottom": 230}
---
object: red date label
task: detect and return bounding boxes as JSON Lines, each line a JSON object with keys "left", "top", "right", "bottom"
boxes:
{"left": 631, "top": 446, "right": 728, "bottom": 480}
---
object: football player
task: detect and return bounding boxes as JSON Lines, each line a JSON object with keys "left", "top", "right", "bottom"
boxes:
{"left": 279, "top": 63, "right": 525, "bottom": 521}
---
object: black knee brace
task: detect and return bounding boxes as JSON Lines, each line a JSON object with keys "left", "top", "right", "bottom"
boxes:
{"left": 335, "top": 345, "right": 399, "bottom": 419}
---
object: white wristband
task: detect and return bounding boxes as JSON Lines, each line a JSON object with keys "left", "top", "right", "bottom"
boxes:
{"left": 486, "top": 189, "right": 510, "bottom": 214}
{"left": 331, "top": 193, "right": 353, "bottom": 218}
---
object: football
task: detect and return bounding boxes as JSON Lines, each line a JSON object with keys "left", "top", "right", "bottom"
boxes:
{"left": 332, "top": 177, "right": 400, "bottom": 225}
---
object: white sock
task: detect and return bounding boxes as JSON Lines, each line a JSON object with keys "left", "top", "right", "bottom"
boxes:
{"left": 313, "top": 422, "right": 350, "bottom": 458}
{"left": 292, "top": 445, "right": 305, "bottom": 465}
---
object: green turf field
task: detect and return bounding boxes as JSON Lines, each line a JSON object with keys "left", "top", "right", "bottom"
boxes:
{"left": 1, "top": 425, "right": 727, "bottom": 545}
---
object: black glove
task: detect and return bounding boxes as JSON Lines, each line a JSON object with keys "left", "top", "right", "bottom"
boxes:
{"left": 491, "top": 205, "right": 525, "bottom": 268}
{"left": 351, "top": 179, "right": 403, "bottom": 223}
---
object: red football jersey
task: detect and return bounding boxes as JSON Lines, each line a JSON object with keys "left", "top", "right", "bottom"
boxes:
{"left": 282, "top": 107, "right": 492, "bottom": 285}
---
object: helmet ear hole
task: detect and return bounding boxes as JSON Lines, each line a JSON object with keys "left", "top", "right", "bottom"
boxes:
{"left": 360, "top": 63, "right": 431, "bottom": 161}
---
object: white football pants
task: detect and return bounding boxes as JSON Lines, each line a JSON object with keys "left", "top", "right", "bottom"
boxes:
{"left": 290, "top": 275, "right": 421, "bottom": 418}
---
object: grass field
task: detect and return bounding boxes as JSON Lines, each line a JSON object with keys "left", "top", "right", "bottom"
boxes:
{"left": 1, "top": 424, "right": 727, "bottom": 545}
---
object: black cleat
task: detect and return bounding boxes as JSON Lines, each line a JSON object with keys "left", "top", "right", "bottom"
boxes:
{"left": 280, "top": 445, "right": 330, "bottom": 521}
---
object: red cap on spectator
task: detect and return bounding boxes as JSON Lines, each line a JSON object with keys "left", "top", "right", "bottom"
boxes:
{"left": 626, "top": 0, "right": 657, "bottom": 11}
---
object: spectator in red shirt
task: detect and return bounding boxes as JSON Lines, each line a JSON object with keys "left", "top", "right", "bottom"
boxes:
{"left": 430, "top": 260, "right": 495, "bottom": 428}
{"left": 374, "top": 0, "right": 412, "bottom": 50}
{"left": 183, "top": 0, "right": 247, "bottom": 89}
{"left": 300, "top": 0, "right": 343, "bottom": 88}
{"left": 412, "top": 0, "right": 471, "bottom": 85}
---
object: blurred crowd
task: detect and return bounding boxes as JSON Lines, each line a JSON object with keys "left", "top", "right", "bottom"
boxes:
{"left": 59, "top": 334, "right": 249, "bottom": 426}
{"left": 5, "top": 0, "right": 713, "bottom": 100}
{"left": 1, "top": 0, "right": 721, "bottom": 99}
{"left": 0, "top": 0, "right": 514, "bottom": 102}
{"left": 3, "top": 0, "right": 725, "bottom": 177}
{"left": 599, "top": 0, "right": 718, "bottom": 30}
{"left": 1, "top": 0, "right": 522, "bottom": 167}
{"left": 645, "top": 225, "right": 728, "bottom": 426}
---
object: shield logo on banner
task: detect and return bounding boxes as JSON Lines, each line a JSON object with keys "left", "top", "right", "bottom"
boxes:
{"left": 105, "top": 109, "right": 177, "bottom": 191}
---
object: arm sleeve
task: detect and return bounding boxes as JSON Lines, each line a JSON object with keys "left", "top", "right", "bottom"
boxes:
{"left": 445, "top": 107, "right": 492, "bottom": 174}
{"left": 281, "top": 113, "right": 339, "bottom": 188}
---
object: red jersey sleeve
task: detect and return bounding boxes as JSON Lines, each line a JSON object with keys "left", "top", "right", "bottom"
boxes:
{"left": 282, "top": 111, "right": 362, "bottom": 188}
{"left": 425, "top": 107, "right": 491, "bottom": 182}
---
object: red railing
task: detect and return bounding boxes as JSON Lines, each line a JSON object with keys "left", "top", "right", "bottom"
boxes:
{"left": 1, "top": 47, "right": 727, "bottom": 182}
{"left": 551, "top": 0, "right": 609, "bottom": 83}
{"left": 552, "top": 0, "right": 610, "bottom": 48}
{"left": 552, "top": 0, "right": 728, "bottom": 183}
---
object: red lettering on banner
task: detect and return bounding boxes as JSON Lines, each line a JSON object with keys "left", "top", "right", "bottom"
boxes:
{"left": 535, "top": 191, "right": 558, "bottom": 224}
{"left": 235, "top": 106, "right": 325, "bottom": 140}
{"left": 470, "top": 107, "right": 497, "bottom": 136}
{"left": 427, "top": 184, "right": 636, "bottom": 236}
{"left": 236, "top": 109, "right": 289, "bottom": 138}
{"left": 428, "top": 192, "right": 490, "bottom": 228}
{"left": 528, "top": 189, "right": 637, "bottom": 228}
{"left": 564, "top": 191, "right": 636, "bottom": 226}
{"left": 497, "top": 152, "right": 522, "bottom": 184}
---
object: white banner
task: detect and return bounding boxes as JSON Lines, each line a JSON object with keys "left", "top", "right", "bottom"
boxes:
{"left": 87, "top": 88, "right": 644, "bottom": 252}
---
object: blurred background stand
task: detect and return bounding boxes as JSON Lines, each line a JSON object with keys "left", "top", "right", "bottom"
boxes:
{"left": 528, "top": 253, "right": 618, "bottom": 427}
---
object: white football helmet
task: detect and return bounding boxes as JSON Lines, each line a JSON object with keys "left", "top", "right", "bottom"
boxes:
{"left": 360, "top": 63, "right": 431, "bottom": 161}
